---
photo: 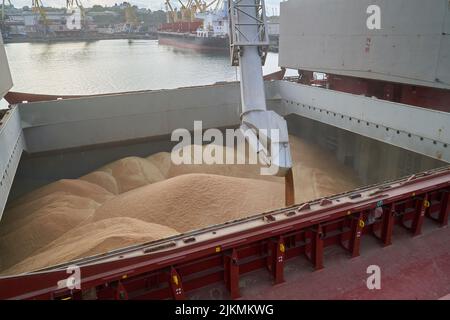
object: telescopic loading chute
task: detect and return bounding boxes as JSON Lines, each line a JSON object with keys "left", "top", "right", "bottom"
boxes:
{"left": 228, "top": 0, "right": 294, "bottom": 205}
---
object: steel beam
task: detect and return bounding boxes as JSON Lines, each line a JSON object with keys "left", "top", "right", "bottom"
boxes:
{"left": 348, "top": 213, "right": 364, "bottom": 257}
{"left": 0, "top": 106, "right": 26, "bottom": 220}
{"left": 271, "top": 81, "right": 450, "bottom": 163}
{"left": 0, "top": 34, "right": 13, "bottom": 99}
{"left": 411, "top": 195, "right": 428, "bottom": 236}
{"left": 380, "top": 204, "right": 395, "bottom": 246}
{"left": 438, "top": 191, "right": 450, "bottom": 226}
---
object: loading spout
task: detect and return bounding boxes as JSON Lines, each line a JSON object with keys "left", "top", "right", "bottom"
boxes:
{"left": 228, "top": 0, "right": 294, "bottom": 205}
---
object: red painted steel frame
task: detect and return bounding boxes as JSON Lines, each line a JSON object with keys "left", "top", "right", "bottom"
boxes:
{"left": 0, "top": 167, "right": 449, "bottom": 300}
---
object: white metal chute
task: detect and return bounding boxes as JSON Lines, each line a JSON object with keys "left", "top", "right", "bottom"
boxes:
{"left": 228, "top": 0, "right": 293, "bottom": 178}
{"left": 228, "top": 0, "right": 294, "bottom": 204}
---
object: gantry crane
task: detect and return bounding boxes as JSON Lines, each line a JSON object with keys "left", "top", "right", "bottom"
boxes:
{"left": 31, "top": 0, "right": 49, "bottom": 32}
{"left": 228, "top": 0, "right": 294, "bottom": 205}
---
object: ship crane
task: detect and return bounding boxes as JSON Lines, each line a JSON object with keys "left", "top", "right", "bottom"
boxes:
{"left": 175, "top": 0, "right": 217, "bottom": 22}
{"left": 165, "top": 0, "right": 177, "bottom": 23}
{"left": 228, "top": 0, "right": 295, "bottom": 205}
{"left": 165, "top": 1, "right": 219, "bottom": 23}
{"left": 193, "top": 0, "right": 221, "bottom": 13}
{"left": 176, "top": 0, "right": 191, "bottom": 21}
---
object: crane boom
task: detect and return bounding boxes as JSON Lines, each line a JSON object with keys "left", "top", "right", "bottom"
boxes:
{"left": 228, "top": 0, "right": 294, "bottom": 205}
{"left": 165, "top": 0, "right": 177, "bottom": 23}
{"left": 32, "top": 0, "right": 48, "bottom": 27}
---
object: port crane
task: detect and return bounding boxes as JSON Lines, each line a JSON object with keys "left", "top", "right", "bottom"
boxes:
{"left": 66, "top": 0, "right": 86, "bottom": 29}
{"left": 228, "top": 0, "right": 294, "bottom": 205}
{"left": 31, "top": 0, "right": 49, "bottom": 32}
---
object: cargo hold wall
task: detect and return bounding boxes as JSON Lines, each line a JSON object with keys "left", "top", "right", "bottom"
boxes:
{"left": 8, "top": 81, "right": 447, "bottom": 202}
{"left": 0, "top": 34, "right": 13, "bottom": 101}
{"left": 279, "top": 0, "right": 450, "bottom": 90}
{"left": 0, "top": 34, "right": 23, "bottom": 219}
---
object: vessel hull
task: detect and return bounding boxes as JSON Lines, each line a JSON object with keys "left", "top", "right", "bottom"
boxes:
{"left": 158, "top": 31, "right": 229, "bottom": 51}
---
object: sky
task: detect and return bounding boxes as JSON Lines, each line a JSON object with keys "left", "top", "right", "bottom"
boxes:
{"left": 11, "top": 0, "right": 283, "bottom": 14}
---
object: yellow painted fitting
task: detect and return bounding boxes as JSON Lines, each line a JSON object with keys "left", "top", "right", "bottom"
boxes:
{"left": 172, "top": 275, "right": 179, "bottom": 286}
{"left": 359, "top": 220, "right": 365, "bottom": 228}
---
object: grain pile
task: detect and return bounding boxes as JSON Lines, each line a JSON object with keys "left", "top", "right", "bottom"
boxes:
{"left": 0, "top": 136, "right": 362, "bottom": 274}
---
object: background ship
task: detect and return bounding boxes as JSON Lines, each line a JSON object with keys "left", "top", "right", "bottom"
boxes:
{"left": 0, "top": 1, "right": 159, "bottom": 43}
{"left": 158, "top": 0, "right": 230, "bottom": 51}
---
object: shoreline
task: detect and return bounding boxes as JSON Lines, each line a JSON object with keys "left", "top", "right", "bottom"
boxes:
{"left": 3, "top": 32, "right": 278, "bottom": 51}
{"left": 3, "top": 33, "right": 158, "bottom": 44}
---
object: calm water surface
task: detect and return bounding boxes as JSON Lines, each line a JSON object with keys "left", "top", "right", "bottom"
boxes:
{"left": 5, "top": 39, "right": 281, "bottom": 95}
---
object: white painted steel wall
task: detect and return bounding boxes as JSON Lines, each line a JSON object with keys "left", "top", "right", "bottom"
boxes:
{"left": 267, "top": 81, "right": 450, "bottom": 163}
{"left": 17, "top": 80, "right": 450, "bottom": 163}
{"left": 279, "top": 0, "right": 450, "bottom": 90}
{"left": 0, "top": 34, "right": 12, "bottom": 100}
{"left": 0, "top": 107, "right": 26, "bottom": 219}
{"left": 19, "top": 83, "right": 242, "bottom": 153}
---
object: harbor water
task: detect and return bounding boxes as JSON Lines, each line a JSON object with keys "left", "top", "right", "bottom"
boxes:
{"left": 4, "top": 39, "right": 281, "bottom": 95}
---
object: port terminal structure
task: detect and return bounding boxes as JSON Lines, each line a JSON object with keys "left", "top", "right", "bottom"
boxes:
{"left": 0, "top": 0, "right": 449, "bottom": 299}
